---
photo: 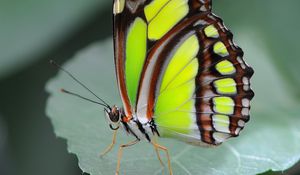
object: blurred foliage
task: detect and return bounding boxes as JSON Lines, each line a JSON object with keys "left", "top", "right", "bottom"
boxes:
{"left": 0, "top": 0, "right": 110, "bottom": 79}
{"left": 0, "top": 115, "right": 10, "bottom": 175}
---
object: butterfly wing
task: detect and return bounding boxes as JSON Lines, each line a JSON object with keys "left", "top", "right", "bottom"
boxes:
{"left": 134, "top": 0, "right": 254, "bottom": 145}
{"left": 113, "top": 0, "right": 211, "bottom": 117}
{"left": 113, "top": 0, "right": 254, "bottom": 146}
{"left": 153, "top": 18, "right": 254, "bottom": 145}
{"left": 113, "top": 0, "right": 149, "bottom": 116}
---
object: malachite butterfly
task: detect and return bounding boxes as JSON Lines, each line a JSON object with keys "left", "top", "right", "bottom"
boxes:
{"left": 59, "top": 0, "right": 254, "bottom": 174}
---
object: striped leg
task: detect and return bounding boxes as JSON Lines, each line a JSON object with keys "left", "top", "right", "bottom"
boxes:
{"left": 100, "top": 129, "right": 118, "bottom": 157}
{"left": 152, "top": 142, "right": 173, "bottom": 175}
{"left": 116, "top": 139, "right": 139, "bottom": 175}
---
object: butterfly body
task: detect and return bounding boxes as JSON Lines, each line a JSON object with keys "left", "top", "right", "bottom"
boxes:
{"left": 104, "top": 105, "right": 159, "bottom": 142}
{"left": 122, "top": 114, "right": 159, "bottom": 141}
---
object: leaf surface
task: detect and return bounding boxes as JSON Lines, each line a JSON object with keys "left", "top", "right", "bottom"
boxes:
{"left": 46, "top": 34, "right": 300, "bottom": 175}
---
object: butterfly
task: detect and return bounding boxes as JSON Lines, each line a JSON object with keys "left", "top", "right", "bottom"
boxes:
{"left": 97, "top": 0, "right": 255, "bottom": 174}
{"left": 56, "top": 0, "right": 254, "bottom": 174}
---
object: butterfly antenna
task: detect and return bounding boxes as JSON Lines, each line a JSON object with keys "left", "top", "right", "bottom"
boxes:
{"left": 60, "top": 88, "right": 108, "bottom": 107}
{"left": 50, "top": 60, "right": 111, "bottom": 109}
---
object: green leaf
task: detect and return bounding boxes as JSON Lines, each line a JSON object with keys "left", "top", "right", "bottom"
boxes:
{"left": 46, "top": 32, "right": 300, "bottom": 175}
{"left": 0, "top": 0, "right": 110, "bottom": 79}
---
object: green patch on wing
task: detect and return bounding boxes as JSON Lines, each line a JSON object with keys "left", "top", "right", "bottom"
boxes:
{"left": 155, "top": 35, "right": 199, "bottom": 136}
{"left": 125, "top": 17, "right": 147, "bottom": 105}
{"left": 46, "top": 34, "right": 300, "bottom": 175}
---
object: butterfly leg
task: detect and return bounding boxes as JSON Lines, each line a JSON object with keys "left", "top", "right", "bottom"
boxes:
{"left": 116, "top": 139, "right": 139, "bottom": 175}
{"left": 152, "top": 136, "right": 165, "bottom": 167}
{"left": 100, "top": 129, "right": 118, "bottom": 157}
{"left": 152, "top": 142, "right": 173, "bottom": 175}
{"left": 154, "top": 146, "right": 165, "bottom": 167}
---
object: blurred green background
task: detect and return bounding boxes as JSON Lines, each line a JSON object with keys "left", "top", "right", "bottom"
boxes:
{"left": 0, "top": 0, "right": 299, "bottom": 175}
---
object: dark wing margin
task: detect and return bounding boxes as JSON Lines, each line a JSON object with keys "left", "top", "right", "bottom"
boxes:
{"left": 194, "top": 13, "right": 254, "bottom": 145}
{"left": 189, "top": 0, "right": 212, "bottom": 12}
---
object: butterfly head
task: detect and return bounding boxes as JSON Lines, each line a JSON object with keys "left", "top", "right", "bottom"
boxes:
{"left": 104, "top": 105, "right": 122, "bottom": 130}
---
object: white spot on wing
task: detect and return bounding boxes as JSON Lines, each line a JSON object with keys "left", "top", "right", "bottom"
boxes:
{"left": 200, "top": 6, "right": 207, "bottom": 11}
{"left": 237, "top": 57, "right": 246, "bottom": 69}
{"left": 238, "top": 120, "right": 245, "bottom": 127}
{"left": 243, "top": 77, "right": 249, "bottom": 85}
{"left": 193, "top": 19, "right": 207, "bottom": 26}
{"left": 243, "top": 77, "right": 250, "bottom": 91}
{"left": 213, "top": 132, "right": 230, "bottom": 143}
{"left": 241, "top": 108, "right": 249, "bottom": 116}
{"left": 242, "top": 98, "right": 250, "bottom": 107}
{"left": 235, "top": 127, "right": 241, "bottom": 135}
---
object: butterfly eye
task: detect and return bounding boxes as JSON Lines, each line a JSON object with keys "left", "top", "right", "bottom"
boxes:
{"left": 109, "top": 113, "right": 120, "bottom": 123}
{"left": 107, "top": 106, "right": 121, "bottom": 124}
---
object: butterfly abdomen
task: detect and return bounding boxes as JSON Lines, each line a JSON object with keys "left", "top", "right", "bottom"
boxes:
{"left": 121, "top": 114, "right": 160, "bottom": 142}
